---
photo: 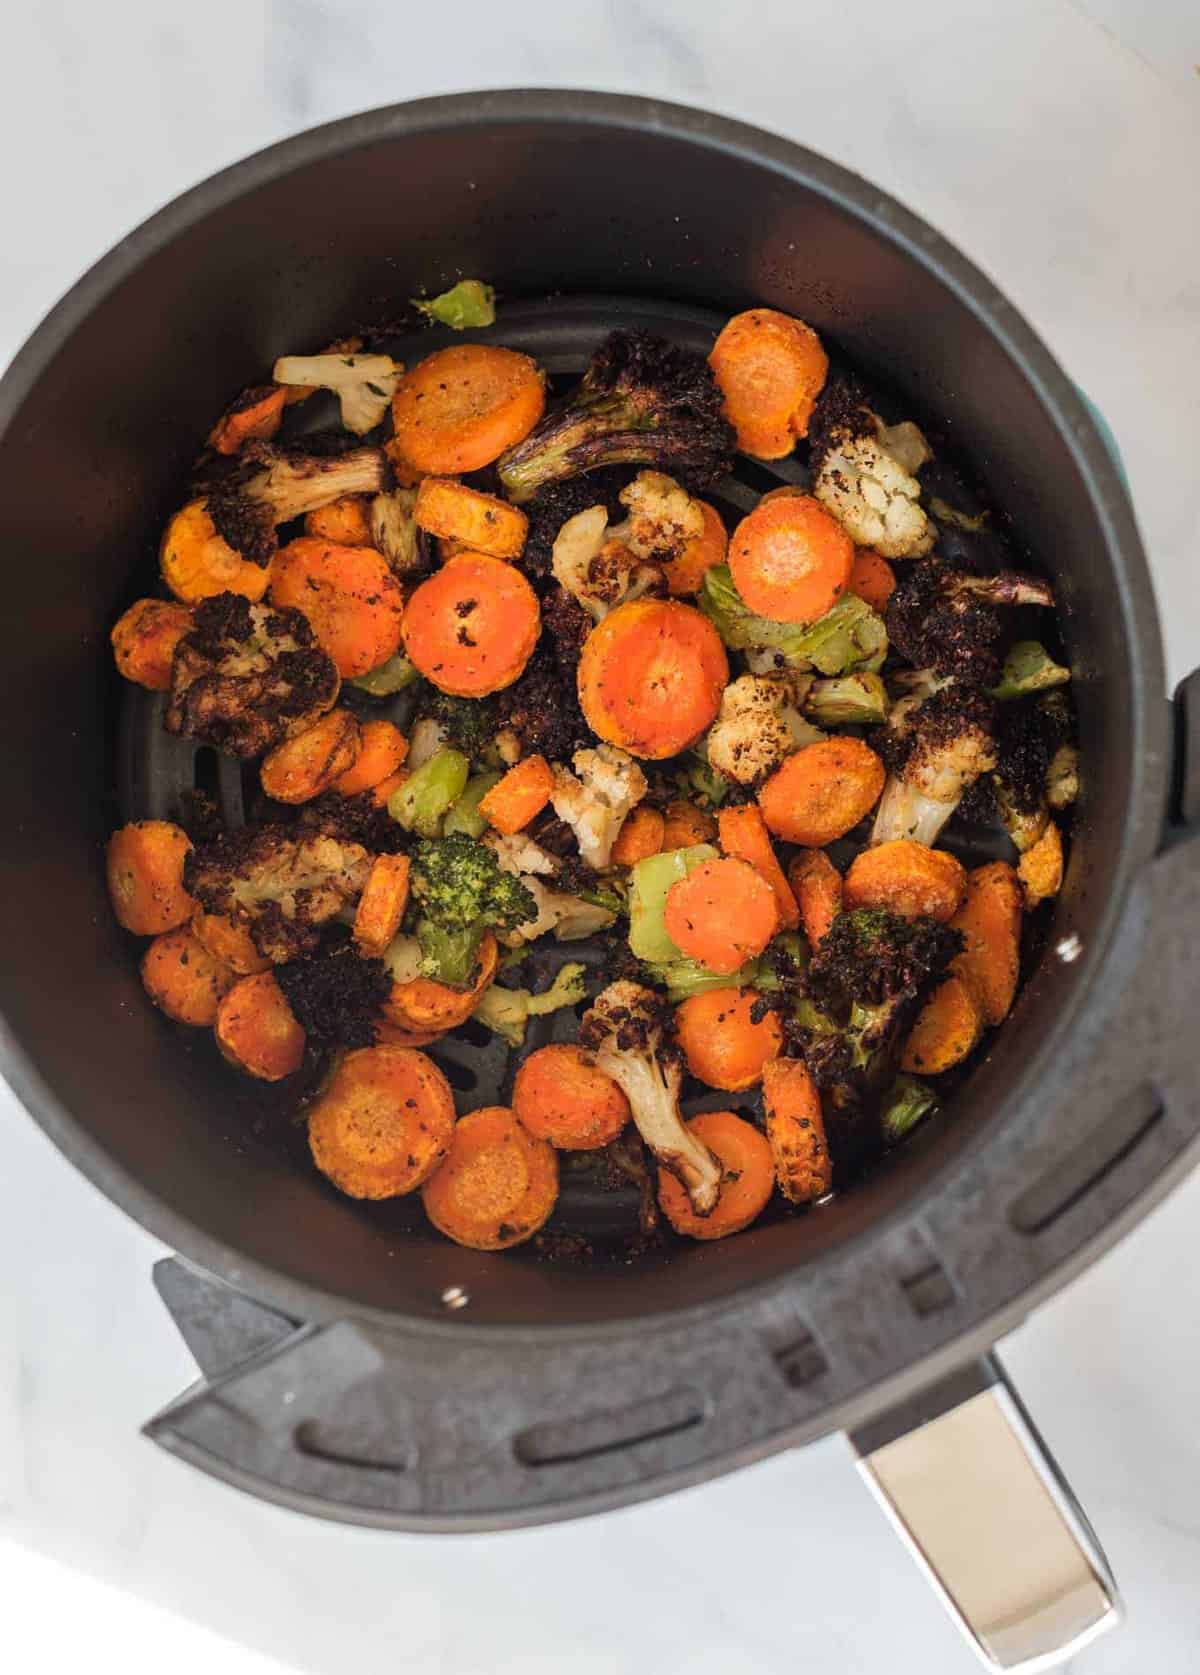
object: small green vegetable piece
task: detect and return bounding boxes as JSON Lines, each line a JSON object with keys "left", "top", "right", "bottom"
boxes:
{"left": 990, "top": 641, "right": 1071, "bottom": 701}
{"left": 804, "top": 672, "right": 889, "bottom": 726}
{"left": 443, "top": 772, "right": 504, "bottom": 839}
{"left": 645, "top": 956, "right": 760, "bottom": 1002}
{"left": 472, "top": 963, "right": 588, "bottom": 1049}
{"left": 387, "top": 747, "right": 470, "bottom": 838}
{"left": 419, "top": 689, "right": 499, "bottom": 763}
{"left": 409, "top": 832, "right": 537, "bottom": 987}
{"left": 698, "top": 566, "right": 887, "bottom": 674}
{"left": 676, "top": 746, "right": 730, "bottom": 809}
{"left": 350, "top": 651, "right": 421, "bottom": 697}
{"left": 881, "top": 1074, "right": 938, "bottom": 1142}
{"left": 752, "top": 932, "right": 808, "bottom": 993}
{"left": 627, "top": 844, "right": 719, "bottom": 964}
{"left": 412, "top": 280, "right": 497, "bottom": 331}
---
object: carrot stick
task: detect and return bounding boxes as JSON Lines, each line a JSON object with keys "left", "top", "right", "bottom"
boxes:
{"left": 414, "top": 477, "right": 529, "bottom": 560}
{"left": 729, "top": 493, "right": 853, "bottom": 624}
{"left": 270, "top": 536, "right": 405, "bottom": 678}
{"left": 612, "top": 805, "right": 666, "bottom": 867}
{"left": 309, "top": 1046, "right": 456, "bottom": 1198}
{"left": 353, "top": 854, "right": 411, "bottom": 959}
{"left": 208, "top": 385, "right": 286, "bottom": 455}
{"left": 402, "top": 552, "right": 541, "bottom": 697}
{"left": 709, "top": 309, "right": 829, "bottom": 458}
{"left": 141, "top": 926, "right": 237, "bottom": 1026}
{"left": 718, "top": 803, "right": 800, "bottom": 931}
{"left": 260, "top": 709, "right": 361, "bottom": 804}
{"left": 106, "top": 820, "right": 193, "bottom": 936}
{"left": 333, "top": 719, "right": 408, "bottom": 796}
{"left": 421, "top": 1105, "right": 559, "bottom": 1249}
{"left": 899, "top": 974, "right": 983, "bottom": 1073}
{"left": 844, "top": 839, "right": 966, "bottom": 922}
{"left": 577, "top": 598, "right": 728, "bottom": 761}
{"left": 847, "top": 548, "right": 896, "bottom": 613}
{"left": 512, "top": 1044, "right": 631, "bottom": 1149}
{"left": 390, "top": 345, "right": 545, "bottom": 476}
{"left": 787, "top": 849, "right": 842, "bottom": 947}
{"left": 304, "top": 494, "right": 373, "bottom": 545}
{"left": 110, "top": 598, "right": 192, "bottom": 691}
{"left": 478, "top": 755, "right": 555, "bottom": 835}
{"left": 762, "top": 1058, "right": 831, "bottom": 1203}
{"left": 674, "top": 988, "right": 782, "bottom": 1091}
{"left": 951, "top": 861, "right": 1022, "bottom": 1025}
{"left": 757, "top": 737, "right": 885, "bottom": 846}
{"left": 657, "top": 1110, "right": 775, "bottom": 1239}
{"left": 215, "top": 972, "right": 307, "bottom": 1081}
{"left": 663, "top": 856, "right": 780, "bottom": 975}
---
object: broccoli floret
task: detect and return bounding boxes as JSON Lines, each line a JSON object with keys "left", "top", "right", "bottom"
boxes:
{"left": 886, "top": 560, "right": 1055, "bottom": 685}
{"left": 207, "top": 443, "right": 388, "bottom": 564}
{"left": 417, "top": 689, "right": 499, "bottom": 762}
{"left": 497, "top": 641, "right": 593, "bottom": 761}
{"left": 800, "top": 908, "right": 962, "bottom": 1086}
{"left": 165, "top": 592, "right": 340, "bottom": 758}
{"left": 410, "top": 833, "right": 538, "bottom": 987}
{"left": 275, "top": 935, "right": 391, "bottom": 1048}
{"left": 497, "top": 330, "right": 734, "bottom": 503}
{"left": 412, "top": 279, "right": 496, "bottom": 330}
{"left": 473, "top": 962, "right": 588, "bottom": 1048}
{"left": 873, "top": 682, "right": 998, "bottom": 845}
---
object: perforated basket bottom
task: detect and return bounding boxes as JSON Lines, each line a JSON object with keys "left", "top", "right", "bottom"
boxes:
{"left": 115, "top": 294, "right": 1027, "bottom": 1258}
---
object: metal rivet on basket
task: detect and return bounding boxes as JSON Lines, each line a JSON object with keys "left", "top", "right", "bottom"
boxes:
{"left": 441, "top": 1285, "right": 470, "bottom": 1312}
{"left": 1055, "top": 932, "right": 1083, "bottom": 964}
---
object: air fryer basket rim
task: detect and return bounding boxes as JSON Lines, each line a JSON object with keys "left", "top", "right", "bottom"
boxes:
{"left": 0, "top": 88, "right": 1171, "bottom": 1344}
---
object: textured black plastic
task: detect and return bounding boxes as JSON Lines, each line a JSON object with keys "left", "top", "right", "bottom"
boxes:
{"left": 1, "top": 95, "right": 1196, "bottom": 1529}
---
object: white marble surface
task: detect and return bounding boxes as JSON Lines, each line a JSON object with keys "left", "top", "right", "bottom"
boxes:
{"left": 2, "top": 3, "right": 1200, "bottom": 1671}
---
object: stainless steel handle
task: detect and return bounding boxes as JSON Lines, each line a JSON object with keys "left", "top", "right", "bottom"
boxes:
{"left": 851, "top": 1357, "right": 1120, "bottom": 1672}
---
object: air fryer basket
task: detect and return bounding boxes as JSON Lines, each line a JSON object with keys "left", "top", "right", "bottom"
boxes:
{"left": 2, "top": 91, "right": 1198, "bottom": 1668}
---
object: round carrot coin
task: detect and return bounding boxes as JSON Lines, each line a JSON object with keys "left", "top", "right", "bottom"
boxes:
{"left": 844, "top": 839, "right": 966, "bottom": 923}
{"left": 216, "top": 973, "right": 307, "bottom": 1081}
{"left": 270, "top": 537, "right": 405, "bottom": 679}
{"left": 111, "top": 598, "right": 192, "bottom": 691}
{"left": 384, "top": 933, "right": 498, "bottom": 1031}
{"left": 309, "top": 1046, "right": 456, "bottom": 1199}
{"left": 657, "top": 1110, "right": 775, "bottom": 1240}
{"left": 709, "top": 308, "right": 829, "bottom": 458}
{"left": 757, "top": 737, "right": 885, "bottom": 846}
{"left": 729, "top": 493, "right": 852, "bottom": 625}
{"left": 512, "top": 1044, "right": 631, "bottom": 1149}
{"left": 161, "top": 500, "right": 270, "bottom": 604}
{"left": 390, "top": 344, "right": 546, "bottom": 476}
{"left": 260, "top": 709, "right": 361, "bottom": 804}
{"left": 675, "top": 988, "right": 783, "bottom": 1092}
{"left": 106, "top": 820, "right": 193, "bottom": 936}
{"left": 663, "top": 856, "right": 780, "bottom": 975}
{"left": 141, "top": 926, "right": 237, "bottom": 1026}
{"left": 192, "top": 908, "right": 271, "bottom": 975}
{"left": 577, "top": 597, "right": 728, "bottom": 760}
{"left": 402, "top": 553, "right": 540, "bottom": 697}
{"left": 421, "top": 1106, "right": 559, "bottom": 1250}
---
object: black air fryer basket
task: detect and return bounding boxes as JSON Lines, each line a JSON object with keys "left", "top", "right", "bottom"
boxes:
{"left": 2, "top": 92, "right": 1198, "bottom": 1672}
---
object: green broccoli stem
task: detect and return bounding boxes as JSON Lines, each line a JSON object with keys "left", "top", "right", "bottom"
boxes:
{"left": 414, "top": 918, "right": 488, "bottom": 989}
{"left": 443, "top": 772, "right": 503, "bottom": 839}
{"left": 388, "top": 747, "right": 470, "bottom": 837}
{"left": 804, "top": 672, "right": 889, "bottom": 726}
{"left": 881, "top": 1075, "right": 938, "bottom": 1142}
{"left": 497, "top": 408, "right": 659, "bottom": 503}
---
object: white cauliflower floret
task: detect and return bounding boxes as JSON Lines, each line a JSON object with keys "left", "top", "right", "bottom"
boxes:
{"left": 579, "top": 981, "right": 721, "bottom": 1215}
{"left": 706, "top": 672, "right": 823, "bottom": 786}
{"left": 874, "top": 416, "right": 932, "bottom": 476}
{"left": 618, "top": 470, "right": 705, "bottom": 562}
{"left": 552, "top": 505, "right": 666, "bottom": 622}
{"left": 484, "top": 832, "right": 615, "bottom": 943}
{"left": 814, "top": 431, "right": 934, "bottom": 559}
{"left": 272, "top": 353, "right": 403, "bottom": 435}
{"left": 550, "top": 744, "right": 648, "bottom": 868}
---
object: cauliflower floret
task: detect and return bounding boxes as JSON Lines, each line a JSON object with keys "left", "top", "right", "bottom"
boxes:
{"left": 618, "top": 470, "right": 705, "bottom": 563}
{"left": 814, "top": 431, "right": 934, "bottom": 559}
{"left": 185, "top": 825, "right": 373, "bottom": 962}
{"left": 550, "top": 744, "right": 648, "bottom": 869}
{"left": 272, "top": 353, "right": 403, "bottom": 435}
{"left": 874, "top": 416, "right": 932, "bottom": 476}
{"left": 552, "top": 505, "right": 666, "bottom": 622}
{"left": 368, "top": 487, "right": 422, "bottom": 574}
{"left": 484, "top": 832, "right": 615, "bottom": 943}
{"left": 579, "top": 981, "right": 721, "bottom": 1214}
{"left": 706, "top": 672, "right": 823, "bottom": 787}
{"left": 165, "top": 592, "right": 340, "bottom": 758}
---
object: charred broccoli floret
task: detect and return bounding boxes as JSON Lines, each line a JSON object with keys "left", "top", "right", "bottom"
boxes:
{"left": 521, "top": 469, "right": 633, "bottom": 581}
{"left": 416, "top": 688, "right": 499, "bottom": 762}
{"left": 497, "top": 330, "right": 735, "bottom": 503}
{"left": 185, "top": 825, "right": 373, "bottom": 963}
{"left": 987, "top": 689, "right": 1076, "bottom": 852}
{"left": 165, "top": 592, "right": 339, "bottom": 758}
{"left": 298, "top": 789, "right": 407, "bottom": 856}
{"left": 410, "top": 832, "right": 538, "bottom": 987}
{"left": 886, "top": 559, "right": 1054, "bottom": 685}
{"left": 497, "top": 642, "right": 593, "bottom": 761}
{"left": 207, "top": 442, "right": 388, "bottom": 564}
{"left": 873, "top": 682, "right": 998, "bottom": 845}
{"left": 799, "top": 908, "right": 962, "bottom": 1086}
{"left": 275, "top": 935, "right": 391, "bottom": 1048}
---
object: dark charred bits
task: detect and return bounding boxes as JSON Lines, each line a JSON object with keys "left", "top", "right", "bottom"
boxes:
{"left": 276, "top": 935, "right": 391, "bottom": 1048}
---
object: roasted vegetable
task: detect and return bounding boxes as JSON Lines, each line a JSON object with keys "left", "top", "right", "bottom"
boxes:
{"left": 872, "top": 682, "right": 998, "bottom": 846}
{"left": 207, "top": 443, "right": 388, "bottom": 566}
{"left": 410, "top": 832, "right": 538, "bottom": 987}
{"left": 272, "top": 354, "right": 403, "bottom": 435}
{"left": 473, "top": 962, "right": 588, "bottom": 1048}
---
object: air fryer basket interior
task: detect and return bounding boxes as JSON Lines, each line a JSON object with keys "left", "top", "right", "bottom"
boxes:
{"left": 0, "top": 95, "right": 1162, "bottom": 1330}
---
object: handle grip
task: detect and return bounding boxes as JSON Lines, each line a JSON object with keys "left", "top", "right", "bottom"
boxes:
{"left": 853, "top": 1357, "right": 1119, "bottom": 1671}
